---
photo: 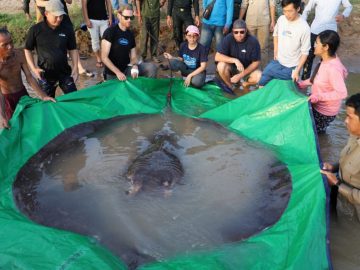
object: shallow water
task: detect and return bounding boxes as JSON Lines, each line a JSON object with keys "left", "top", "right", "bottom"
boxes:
{"left": 14, "top": 113, "right": 291, "bottom": 268}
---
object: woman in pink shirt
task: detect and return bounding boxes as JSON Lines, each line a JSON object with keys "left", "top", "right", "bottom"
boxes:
{"left": 299, "top": 30, "right": 348, "bottom": 133}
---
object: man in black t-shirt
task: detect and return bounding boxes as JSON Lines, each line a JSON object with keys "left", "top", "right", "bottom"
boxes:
{"left": 24, "top": 0, "right": 79, "bottom": 98}
{"left": 101, "top": 4, "right": 157, "bottom": 81}
{"left": 215, "top": 19, "right": 261, "bottom": 94}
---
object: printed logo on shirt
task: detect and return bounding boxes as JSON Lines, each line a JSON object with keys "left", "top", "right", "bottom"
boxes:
{"left": 118, "top": 38, "right": 129, "bottom": 46}
{"left": 59, "top": 33, "right": 66, "bottom": 37}
{"left": 282, "top": 30, "right": 292, "bottom": 37}
{"left": 241, "top": 49, "right": 246, "bottom": 53}
{"left": 182, "top": 54, "right": 197, "bottom": 69}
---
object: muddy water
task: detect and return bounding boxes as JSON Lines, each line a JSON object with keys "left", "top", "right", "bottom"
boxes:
{"left": 14, "top": 113, "right": 291, "bottom": 268}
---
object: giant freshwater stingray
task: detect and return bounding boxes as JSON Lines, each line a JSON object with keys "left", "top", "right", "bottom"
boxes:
{"left": 125, "top": 132, "right": 184, "bottom": 196}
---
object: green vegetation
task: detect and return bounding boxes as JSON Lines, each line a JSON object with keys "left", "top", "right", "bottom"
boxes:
{"left": 0, "top": 6, "right": 83, "bottom": 47}
{"left": 0, "top": 13, "right": 33, "bottom": 47}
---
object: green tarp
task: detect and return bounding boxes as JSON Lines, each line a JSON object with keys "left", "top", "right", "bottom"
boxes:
{"left": 0, "top": 78, "right": 329, "bottom": 269}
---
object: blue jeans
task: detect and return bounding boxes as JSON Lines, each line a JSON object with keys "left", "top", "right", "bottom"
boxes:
{"left": 199, "top": 23, "right": 224, "bottom": 52}
{"left": 258, "top": 60, "right": 295, "bottom": 86}
{"left": 169, "top": 59, "right": 206, "bottom": 88}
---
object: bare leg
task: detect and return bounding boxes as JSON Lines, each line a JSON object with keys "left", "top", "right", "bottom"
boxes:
{"left": 238, "top": 70, "right": 262, "bottom": 96}
{"left": 94, "top": 50, "right": 102, "bottom": 67}
{"left": 216, "top": 62, "right": 232, "bottom": 88}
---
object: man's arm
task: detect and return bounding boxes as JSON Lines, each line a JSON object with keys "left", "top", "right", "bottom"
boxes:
{"left": 160, "top": 0, "right": 166, "bottom": 8}
{"left": 105, "top": 0, "right": 113, "bottom": 25}
{"left": 19, "top": 51, "right": 55, "bottom": 102}
{"left": 129, "top": 48, "right": 140, "bottom": 79}
{"left": 101, "top": 39, "right": 126, "bottom": 81}
{"left": 166, "top": 0, "right": 174, "bottom": 28}
{"left": 81, "top": 0, "right": 92, "bottom": 28}
{"left": 292, "top": 54, "right": 308, "bottom": 82}
{"left": 24, "top": 49, "right": 43, "bottom": 80}
{"left": 136, "top": 0, "right": 142, "bottom": 24}
{"left": 0, "top": 90, "right": 9, "bottom": 129}
{"left": 193, "top": 0, "right": 200, "bottom": 26}
{"left": 68, "top": 49, "right": 79, "bottom": 82}
{"left": 224, "top": 0, "right": 234, "bottom": 34}
{"left": 336, "top": 0, "right": 353, "bottom": 23}
{"left": 239, "top": 0, "right": 248, "bottom": 20}
{"left": 293, "top": 28, "right": 311, "bottom": 81}
{"left": 215, "top": 52, "right": 244, "bottom": 72}
{"left": 269, "top": 0, "right": 275, "bottom": 32}
{"left": 273, "top": 36, "right": 278, "bottom": 60}
{"left": 230, "top": 60, "right": 260, "bottom": 83}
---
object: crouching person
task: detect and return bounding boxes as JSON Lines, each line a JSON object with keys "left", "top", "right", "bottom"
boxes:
{"left": 163, "top": 25, "right": 207, "bottom": 88}
{"left": 101, "top": 4, "right": 157, "bottom": 81}
{"left": 215, "top": 19, "right": 261, "bottom": 94}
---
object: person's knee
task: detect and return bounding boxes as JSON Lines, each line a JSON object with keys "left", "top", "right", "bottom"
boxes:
{"left": 248, "top": 70, "right": 262, "bottom": 84}
{"left": 217, "top": 62, "right": 230, "bottom": 77}
{"left": 191, "top": 75, "right": 205, "bottom": 89}
{"left": 60, "top": 76, "right": 77, "bottom": 94}
{"left": 258, "top": 71, "right": 271, "bottom": 86}
{"left": 169, "top": 59, "right": 183, "bottom": 71}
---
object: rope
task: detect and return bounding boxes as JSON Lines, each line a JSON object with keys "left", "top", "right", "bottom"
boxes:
{"left": 143, "top": 28, "right": 174, "bottom": 106}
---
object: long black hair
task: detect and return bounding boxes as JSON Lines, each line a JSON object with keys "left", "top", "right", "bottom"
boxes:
{"left": 309, "top": 30, "right": 340, "bottom": 83}
{"left": 318, "top": 30, "right": 340, "bottom": 57}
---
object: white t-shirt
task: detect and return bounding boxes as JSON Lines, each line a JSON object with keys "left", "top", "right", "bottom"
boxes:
{"left": 274, "top": 15, "right": 311, "bottom": 68}
{"left": 301, "top": 0, "right": 353, "bottom": 34}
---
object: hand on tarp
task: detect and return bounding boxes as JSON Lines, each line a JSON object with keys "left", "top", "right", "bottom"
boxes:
{"left": 41, "top": 96, "right": 56, "bottom": 103}
{"left": 320, "top": 169, "right": 340, "bottom": 186}
{"left": 0, "top": 117, "right": 9, "bottom": 129}
{"left": 184, "top": 75, "right": 192, "bottom": 87}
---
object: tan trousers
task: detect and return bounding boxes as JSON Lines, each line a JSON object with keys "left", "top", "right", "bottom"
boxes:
{"left": 247, "top": 24, "right": 269, "bottom": 69}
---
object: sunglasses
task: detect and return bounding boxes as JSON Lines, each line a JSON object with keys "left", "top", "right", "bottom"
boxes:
{"left": 233, "top": 30, "right": 246, "bottom": 35}
{"left": 121, "top": 14, "right": 134, "bottom": 20}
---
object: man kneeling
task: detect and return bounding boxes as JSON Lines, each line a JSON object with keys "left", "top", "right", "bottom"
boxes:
{"left": 101, "top": 4, "right": 157, "bottom": 81}
{"left": 215, "top": 19, "right": 261, "bottom": 94}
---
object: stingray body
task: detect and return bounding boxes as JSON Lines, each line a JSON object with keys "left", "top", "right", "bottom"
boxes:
{"left": 126, "top": 134, "right": 184, "bottom": 195}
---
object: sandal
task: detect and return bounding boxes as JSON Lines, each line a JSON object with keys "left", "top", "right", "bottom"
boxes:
{"left": 96, "top": 61, "right": 104, "bottom": 68}
{"left": 79, "top": 69, "right": 95, "bottom": 77}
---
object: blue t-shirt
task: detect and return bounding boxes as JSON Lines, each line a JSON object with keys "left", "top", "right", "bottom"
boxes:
{"left": 179, "top": 42, "right": 208, "bottom": 70}
{"left": 218, "top": 34, "right": 261, "bottom": 69}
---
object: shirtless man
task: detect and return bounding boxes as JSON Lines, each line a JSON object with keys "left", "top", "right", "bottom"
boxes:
{"left": 0, "top": 29, "right": 54, "bottom": 129}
